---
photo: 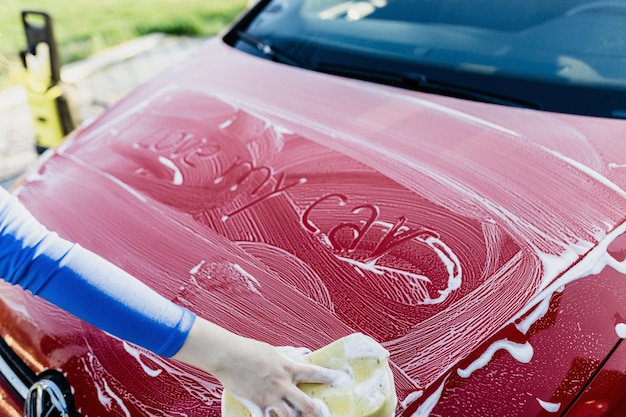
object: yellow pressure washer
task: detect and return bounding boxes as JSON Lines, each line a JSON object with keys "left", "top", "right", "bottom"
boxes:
{"left": 19, "top": 11, "right": 78, "bottom": 154}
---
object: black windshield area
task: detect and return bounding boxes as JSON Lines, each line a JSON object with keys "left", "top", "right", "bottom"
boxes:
{"left": 228, "top": 0, "right": 626, "bottom": 119}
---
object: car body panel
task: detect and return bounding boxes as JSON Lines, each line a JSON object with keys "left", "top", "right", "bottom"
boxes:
{"left": 564, "top": 339, "right": 626, "bottom": 417}
{"left": 5, "top": 39, "right": 626, "bottom": 415}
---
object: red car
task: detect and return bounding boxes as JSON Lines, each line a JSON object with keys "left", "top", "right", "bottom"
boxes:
{"left": 3, "top": 1, "right": 626, "bottom": 416}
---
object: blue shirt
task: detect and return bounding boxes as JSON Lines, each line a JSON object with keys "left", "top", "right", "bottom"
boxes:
{"left": 0, "top": 187, "right": 195, "bottom": 357}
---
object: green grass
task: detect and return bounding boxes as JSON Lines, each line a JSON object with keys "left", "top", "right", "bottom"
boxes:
{"left": 0, "top": 0, "right": 246, "bottom": 87}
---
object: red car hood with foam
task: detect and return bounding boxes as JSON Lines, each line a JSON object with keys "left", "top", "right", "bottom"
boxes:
{"left": 8, "top": 39, "right": 626, "bottom": 416}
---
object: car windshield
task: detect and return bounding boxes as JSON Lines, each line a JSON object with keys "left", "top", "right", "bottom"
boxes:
{"left": 228, "top": 0, "right": 626, "bottom": 119}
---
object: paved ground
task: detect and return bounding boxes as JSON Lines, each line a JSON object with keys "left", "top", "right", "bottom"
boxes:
{"left": 0, "top": 34, "right": 206, "bottom": 189}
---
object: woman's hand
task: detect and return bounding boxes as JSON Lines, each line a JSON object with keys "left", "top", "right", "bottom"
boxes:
{"left": 172, "top": 317, "right": 341, "bottom": 417}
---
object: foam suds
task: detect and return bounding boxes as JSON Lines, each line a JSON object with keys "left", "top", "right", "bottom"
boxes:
{"left": 122, "top": 342, "right": 162, "bottom": 377}
{"left": 412, "top": 378, "right": 446, "bottom": 417}
{"left": 343, "top": 333, "right": 389, "bottom": 360}
{"left": 536, "top": 398, "right": 561, "bottom": 413}
{"left": 158, "top": 156, "right": 183, "bottom": 185}
{"left": 401, "top": 391, "right": 424, "bottom": 410}
{"left": 515, "top": 294, "right": 552, "bottom": 335}
{"left": 354, "top": 367, "right": 388, "bottom": 408}
{"left": 457, "top": 340, "right": 533, "bottom": 379}
{"left": 542, "top": 147, "right": 626, "bottom": 198}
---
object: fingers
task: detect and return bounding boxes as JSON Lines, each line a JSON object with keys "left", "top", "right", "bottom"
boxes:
{"left": 283, "top": 386, "right": 331, "bottom": 417}
{"left": 293, "top": 363, "right": 350, "bottom": 386}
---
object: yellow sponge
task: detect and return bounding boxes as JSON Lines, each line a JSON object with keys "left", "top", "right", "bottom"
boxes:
{"left": 221, "top": 333, "right": 397, "bottom": 417}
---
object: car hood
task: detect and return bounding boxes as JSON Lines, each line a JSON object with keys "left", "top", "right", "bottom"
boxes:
{"left": 10, "top": 39, "right": 626, "bottom": 415}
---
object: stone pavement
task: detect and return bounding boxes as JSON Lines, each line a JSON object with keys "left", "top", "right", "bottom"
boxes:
{"left": 0, "top": 34, "right": 207, "bottom": 189}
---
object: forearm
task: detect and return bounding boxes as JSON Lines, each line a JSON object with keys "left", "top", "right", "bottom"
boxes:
{"left": 36, "top": 243, "right": 196, "bottom": 357}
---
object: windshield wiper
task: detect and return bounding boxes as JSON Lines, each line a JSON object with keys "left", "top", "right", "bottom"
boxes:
{"left": 236, "top": 31, "right": 303, "bottom": 67}
{"left": 401, "top": 72, "right": 540, "bottom": 110}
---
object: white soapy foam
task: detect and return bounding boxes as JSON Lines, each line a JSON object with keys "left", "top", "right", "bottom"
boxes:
{"left": 421, "top": 236, "right": 462, "bottom": 305}
{"left": 102, "top": 378, "right": 132, "bottom": 417}
{"left": 432, "top": 221, "right": 626, "bottom": 413}
{"left": 354, "top": 367, "right": 388, "bottom": 409}
{"left": 542, "top": 148, "right": 626, "bottom": 198}
{"left": 536, "top": 249, "right": 582, "bottom": 291}
{"left": 343, "top": 333, "right": 389, "bottom": 360}
{"left": 337, "top": 255, "right": 430, "bottom": 281}
{"left": 232, "top": 263, "right": 262, "bottom": 295}
{"left": 189, "top": 260, "right": 205, "bottom": 275}
{"left": 158, "top": 156, "right": 183, "bottom": 185}
{"left": 536, "top": 398, "right": 561, "bottom": 413}
{"left": 401, "top": 391, "right": 424, "bottom": 410}
{"left": 457, "top": 340, "right": 533, "bottom": 379}
{"left": 122, "top": 342, "right": 162, "bottom": 377}
{"left": 412, "top": 378, "right": 447, "bottom": 417}
{"left": 219, "top": 118, "right": 234, "bottom": 129}
{"left": 515, "top": 293, "right": 552, "bottom": 335}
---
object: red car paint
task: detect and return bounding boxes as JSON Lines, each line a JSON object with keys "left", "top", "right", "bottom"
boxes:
{"left": 3, "top": 37, "right": 626, "bottom": 416}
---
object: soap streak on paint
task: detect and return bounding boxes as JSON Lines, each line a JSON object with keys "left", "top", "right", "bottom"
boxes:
{"left": 515, "top": 291, "right": 553, "bottom": 335}
{"left": 83, "top": 352, "right": 131, "bottom": 416}
{"left": 412, "top": 378, "right": 447, "bottom": 417}
{"left": 122, "top": 342, "right": 162, "bottom": 377}
{"left": 120, "top": 339, "right": 225, "bottom": 407}
{"left": 542, "top": 147, "right": 626, "bottom": 198}
{"left": 338, "top": 255, "right": 430, "bottom": 281}
{"left": 420, "top": 236, "right": 462, "bottom": 305}
{"left": 386, "top": 250, "right": 538, "bottom": 387}
{"left": 158, "top": 156, "right": 183, "bottom": 185}
{"left": 537, "top": 398, "right": 561, "bottom": 413}
{"left": 401, "top": 390, "right": 423, "bottom": 410}
{"left": 399, "top": 222, "right": 626, "bottom": 414}
{"left": 102, "top": 379, "right": 132, "bottom": 417}
{"left": 232, "top": 263, "right": 262, "bottom": 295}
{"left": 124, "top": 349, "right": 223, "bottom": 406}
{"left": 67, "top": 152, "right": 150, "bottom": 204}
{"left": 456, "top": 340, "right": 533, "bottom": 378}
{"left": 334, "top": 231, "right": 462, "bottom": 306}
{"left": 189, "top": 260, "right": 263, "bottom": 296}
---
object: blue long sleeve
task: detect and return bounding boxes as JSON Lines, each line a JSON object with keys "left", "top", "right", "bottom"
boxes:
{"left": 0, "top": 187, "right": 195, "bottom": 357}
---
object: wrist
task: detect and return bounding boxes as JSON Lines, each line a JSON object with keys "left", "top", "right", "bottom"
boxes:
{"left": 171, "top": 317, "right": 240, "bottom": 375}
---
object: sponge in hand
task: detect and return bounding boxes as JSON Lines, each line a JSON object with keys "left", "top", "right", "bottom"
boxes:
{"left": 221, "top": 333, "right": 397, "bottom": 417}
